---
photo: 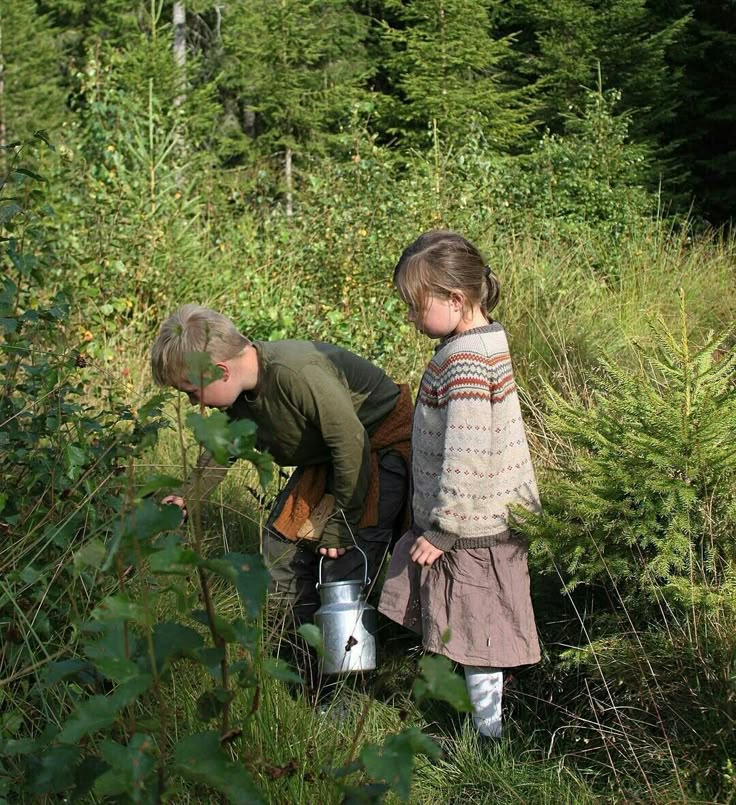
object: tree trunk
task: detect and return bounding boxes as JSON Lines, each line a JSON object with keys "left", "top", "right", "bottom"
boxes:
{"left": 0, "top": 11, "right": 6, "bottom": 163}
{"left": 285, "top": 146, "right": 293, "bottom": 217}
{"left": 173, "top": 2, "right": 186, "bottom": 108}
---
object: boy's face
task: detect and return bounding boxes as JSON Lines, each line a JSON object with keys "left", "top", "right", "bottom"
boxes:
{"left": 177, "top": 363, "right": 240, "bottom": 409}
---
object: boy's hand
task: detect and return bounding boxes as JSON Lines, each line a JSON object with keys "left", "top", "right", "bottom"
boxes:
{"left": 410, "top": 536, "right": 444, "bottom": 567}
{"left": 162, "top": 495, "right": 187, "bottom": 522}
{"left": 319, "top": 546, "right": 347, "bottom": 559}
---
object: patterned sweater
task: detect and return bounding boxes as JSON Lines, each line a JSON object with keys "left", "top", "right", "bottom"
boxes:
{"left": 412, "top": 323, "right": 541, "bottom": 551}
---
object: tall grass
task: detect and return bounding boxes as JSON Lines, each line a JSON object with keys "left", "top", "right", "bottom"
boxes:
{"left": 8, "top": 129, "right": 736, "bottom": 798}
{"left": 92, "top": 214, "right": 730, "bottom": 801}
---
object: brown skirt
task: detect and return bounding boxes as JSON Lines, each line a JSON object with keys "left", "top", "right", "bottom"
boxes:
{"left": 378, "top": 530, "right": 541, "bottom": 668}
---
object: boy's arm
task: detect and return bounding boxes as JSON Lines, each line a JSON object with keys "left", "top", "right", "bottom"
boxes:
{"left": 279, "top": 365, "right": 371, "bottom": 549}
{"left": 175, "top": 450, "right": 230, "bottom": 512}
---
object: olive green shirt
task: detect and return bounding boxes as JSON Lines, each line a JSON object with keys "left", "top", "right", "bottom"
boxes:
{"left": 184, "top": 340, "right": 399, "bottom": 547}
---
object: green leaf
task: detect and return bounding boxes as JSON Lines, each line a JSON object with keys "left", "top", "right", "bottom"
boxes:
{"left": 185, "top": 410, "right": 270, "bottom": 485}
{"left": 33, "top": 130, "right": 55, "bottom": 150}
{"left": 248, "top": 449, "right": 274, "bottom": 488}
{"left": 360, "top": 728, "right": 440, "bottom": 802}
{"left": 201, "top": 553, "right": 270, "bottom": 617}
{"left": 43, "top": 658, "right": 96, "bottom": 686}
{"left": 185, "top": 351, "right": 224, "bottom": 388}
{"left": 150, "top": 622, "right": 204, "bottom": 674}
{"left": 92, "top": 594, "right": 147, "bottom": 625}
{"left": 19, "top": 564, "right": 42, "bottom": 585}
{"left": 74, "top": 539, "right": 107, "bottom": 571}
{"left": 92, "top": 654, "right": 140, "bottom": 684}
{"left": 106, "top": 499, "right": 183, "bottom": 569}
{"left": 149, "top": 545, "right": 201, "bottom": 575}
{"left": 0, "top": 200, "right": 22, "bottom": 225}
{"left": 136, "top": 474, "right": 183, "bottom": 498}
{"left": 12, "top": 168, "right": 46, "bottom": 182}
{"left": 71, "top": 756, "right": 110, "bottom": 802}
{"left": 187, "top": 410, "right": 233, "bottom": 465}
{"left": 122, "top": 498, "right": 184, "bottom": 542}
{"left": 173, "top": 732, "right": 264, "bottom": 804}
{"left": 230, "top": 619, "right": 261, "bottom": 652}
{"left": 84, "top": 621, "right": 140, "bottom": 682}
{"left": 95, "top": 734, "right": 157, "bottom": 797}
{"left": 63, "top": 444, "right": 87, "bottom": 482}
{"left": 196, "top": 688, "right": 235, "bottom": 721}
{"left": 58, "top": 675, "right": 152, "bottom": 744}
{"left": 195, "top": 646, "right": 226, "bottom": 677}
{"left": 262, "top": 658, "right": 303, "bottom": 685}
{"left": 297, "top": 623, "right": 325, "bottom": 657}
{"left": 412, "top": 655, "right": 472, "bottom": 712}
{"left": 0, "top": 276, "right": 16, "bottom": 310}
{"left": 26, "top": 745, "right": 80, "bottom": 794}
{"left": 2, "top": 737, "right": 46, "bottom": 756}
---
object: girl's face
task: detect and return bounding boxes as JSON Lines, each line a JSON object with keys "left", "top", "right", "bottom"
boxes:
{"left": 407, "top": 294, "right": 464, "bottom": 339}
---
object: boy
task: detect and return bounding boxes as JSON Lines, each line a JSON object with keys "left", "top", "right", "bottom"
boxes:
{"left": 150, "top": 305, "right": 411, "bottom": 625}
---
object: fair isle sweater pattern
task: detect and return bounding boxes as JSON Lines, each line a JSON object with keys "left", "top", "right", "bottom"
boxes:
{"left": 412, "top": 323, "right": 541, "bottom": 551}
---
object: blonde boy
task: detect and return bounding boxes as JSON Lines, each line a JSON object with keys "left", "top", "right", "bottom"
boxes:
{"left": 151, "top": 305, "right": 411, "bottom": 626}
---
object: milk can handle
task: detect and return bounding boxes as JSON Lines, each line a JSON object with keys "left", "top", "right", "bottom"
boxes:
{"left": 317, "top": 544, "right": 370, "bottom": 588}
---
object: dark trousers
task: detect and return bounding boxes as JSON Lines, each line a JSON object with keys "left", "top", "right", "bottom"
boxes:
{"left": 262, "top": 451, "right": 408, "bottom": 689}
{"left": 263, "top": 451, "right": 408, "bottom": 622}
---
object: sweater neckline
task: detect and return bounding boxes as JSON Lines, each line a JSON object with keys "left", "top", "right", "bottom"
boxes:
{"left": 435, "top": 322, "right": 499, "bottom": 352}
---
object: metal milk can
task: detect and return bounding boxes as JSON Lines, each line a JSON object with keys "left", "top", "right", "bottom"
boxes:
{"left": 314, "top": 546, "right": 377, "bottom": 675}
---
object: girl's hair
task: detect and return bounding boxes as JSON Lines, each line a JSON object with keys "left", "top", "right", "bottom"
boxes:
{"left": 393, "top": 230, "right": 500, "bottom": 318}
{"left": 151, "top": 304, "right": 250, "bottom": 387}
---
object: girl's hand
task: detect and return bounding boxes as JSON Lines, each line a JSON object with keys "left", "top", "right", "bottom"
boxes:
{"left": 319, "top": 546, "right": 347, "bottom": 559}
{"left": 409, "top": 536, "right": 444, "bottom": 566}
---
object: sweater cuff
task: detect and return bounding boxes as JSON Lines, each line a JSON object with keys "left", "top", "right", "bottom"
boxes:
{"left": 318, "top": 521, "right": 354, "bottom": 550}
{"left": 423, "top": 529, "right": 458, "bottom": 552}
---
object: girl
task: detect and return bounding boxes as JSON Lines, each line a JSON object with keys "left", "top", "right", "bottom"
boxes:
{"left": 379, "top": 230, "right": 541, "bottom": 739}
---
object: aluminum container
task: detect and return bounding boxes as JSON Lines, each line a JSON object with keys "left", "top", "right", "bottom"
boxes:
{"left": 314, "top": 548, "right": 377, "bottom": 674}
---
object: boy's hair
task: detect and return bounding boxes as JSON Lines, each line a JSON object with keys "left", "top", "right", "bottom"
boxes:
{"left": 151, "top": 304, "right": 250, "bottom": 387}
{"left": 393, "top": 230, "right": 500, "bottom": 318}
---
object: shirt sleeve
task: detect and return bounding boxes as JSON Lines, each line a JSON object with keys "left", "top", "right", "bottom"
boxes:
{"left": 277, "top": 364, "right": 371, "bottom": 548}
{"left": 181, "top": 449, "right": 230, "bottom": 507}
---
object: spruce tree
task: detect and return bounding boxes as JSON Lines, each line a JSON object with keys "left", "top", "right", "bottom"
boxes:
{"left": 515, "top": 300, "right": 736, "bottom": 617}
{"left": 510, "top": 83, "right": 653, "bottom": 234}
{"left": 380, "top": 0, "right": 533, "bottom": 151}
{"left": 220, "top": 0, "right": 369, "bottom": 213}
{"left": 38, "top": 0, "right": 141, "bottom": 56}
{"left": 0, "top": 0, "right": 67, "bottom": 147}
{"left": 652, "top": 0, "right": 736, "bottom": 222}
{"left": 499, "top": 0, "right": 688, "bottom": 189}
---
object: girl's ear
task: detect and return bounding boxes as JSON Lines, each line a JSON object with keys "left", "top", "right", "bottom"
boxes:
{"left": 216, "top": 362, "right": 230, "bottom": 381}
{"left": 448, "top": 290, "right": 466, "bottom": 311}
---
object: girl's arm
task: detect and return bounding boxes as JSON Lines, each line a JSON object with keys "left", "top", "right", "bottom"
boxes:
{"left": 414, "top": 350, "right": 502, "bottom": 551}
{"left": 409, "top": 535, "right": 444, "bottom": 566}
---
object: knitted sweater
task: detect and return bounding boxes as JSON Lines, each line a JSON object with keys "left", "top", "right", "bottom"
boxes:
{"left": 412, "top": 323, "right": 541, "bottom": 551}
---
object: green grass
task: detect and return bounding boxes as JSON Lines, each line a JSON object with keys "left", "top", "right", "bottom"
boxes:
{"left": 4, "top": 210, "right": 736, "bottom": 801}
{"left": 113, "top": 218, "right": 736, "bottom": 803}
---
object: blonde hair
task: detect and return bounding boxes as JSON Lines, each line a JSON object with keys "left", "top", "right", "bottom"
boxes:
{"left": 393, "top": 230, "right": 500, "bottom": 318}
{"left": 151, "top": 304, "right": 250, "bottom": 387}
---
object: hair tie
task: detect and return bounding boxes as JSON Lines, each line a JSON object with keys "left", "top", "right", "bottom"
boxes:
{"left": 483, "top": 265, "right": 492, "bottom": 279}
